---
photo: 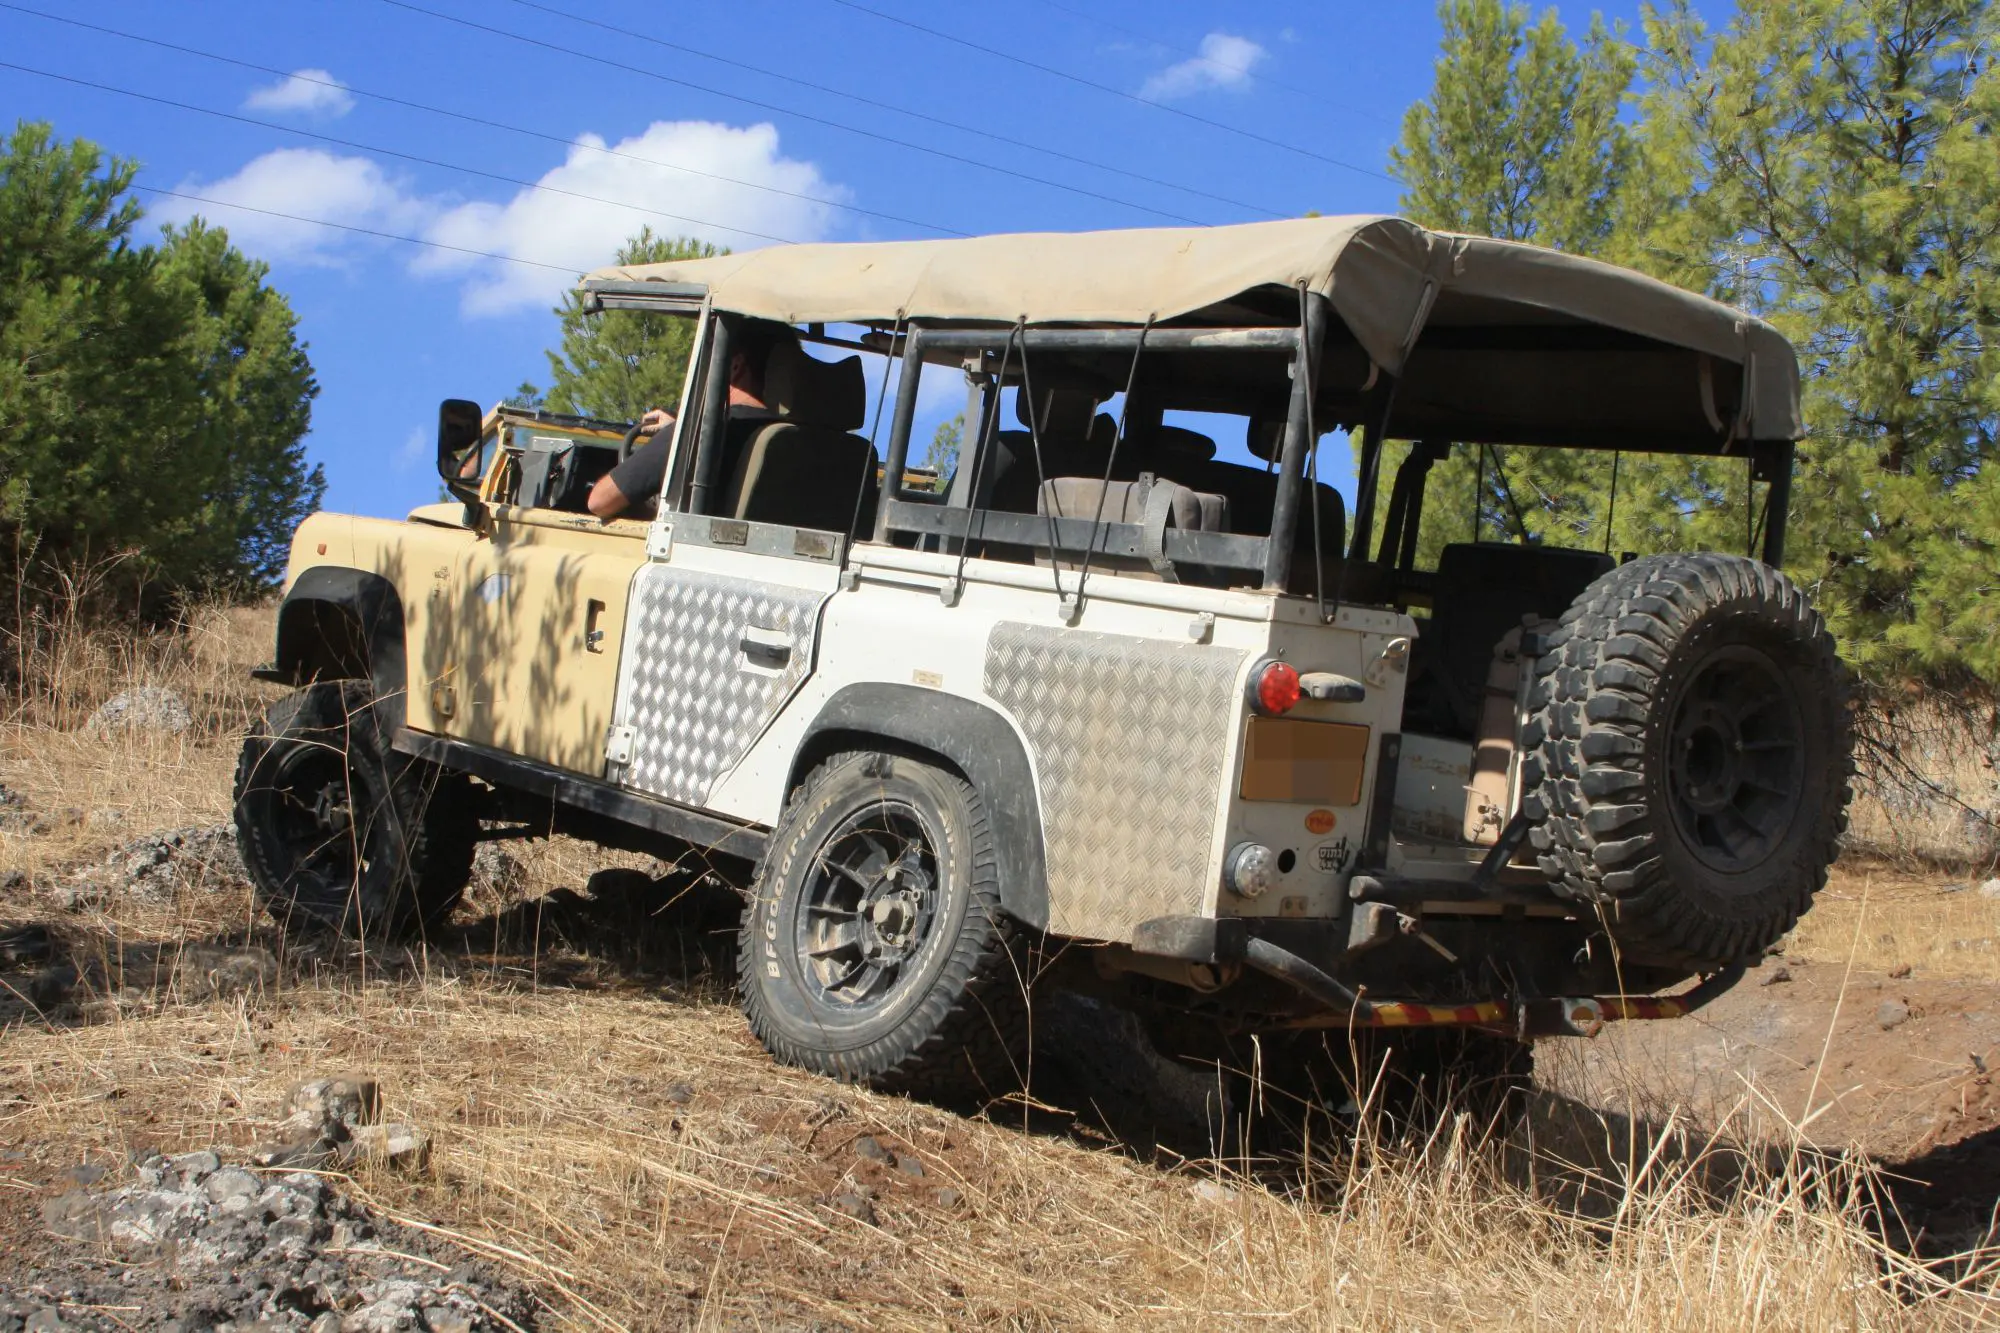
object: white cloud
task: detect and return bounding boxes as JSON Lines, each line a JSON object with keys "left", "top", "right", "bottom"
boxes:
{"left": 394, "top": 426, "right": 428, "bottom": 474}
{"left": 1139, "top": 33, "right": 1267, "bottom": 100}
{"left": 421, "top": 120, "right": 843, "bottom": 316}
{"left": 243, "top": 68, "right": 355, "bottom": 119}
{"left": 155, "top": 148, "right": 431, "bottom": 265}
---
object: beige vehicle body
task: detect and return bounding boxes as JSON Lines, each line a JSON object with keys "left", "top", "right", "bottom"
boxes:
{"left": 262, "top": 216, "right": 1841, "bottom": 1044}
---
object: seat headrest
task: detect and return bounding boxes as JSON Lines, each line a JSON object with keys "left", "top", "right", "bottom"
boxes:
{"left": 763, "top": 341, "right": 866, "bottom": 431}
{"left": 1015, "top": 387, "right": 1100, "bottom": 439}
{"left": 1152, "top": 425, "right": 1215, "bottom": 463}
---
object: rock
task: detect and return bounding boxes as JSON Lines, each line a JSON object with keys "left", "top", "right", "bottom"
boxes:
{"left": 1889, "top": 962, "right": 1914, "bottom": 979}
{"left": 167, "top": 1150, "right": 221, "bottom": 1186}
{"left": 852, "top": 1134, "right": 891, "bottom": 1163}
{"left": 1760, "top": 965, "right": 1792, "bottom": 986}
{"left": 1980, "top": 879, "right": 2000, "bottom": 899}
{"left": 203, "top": 1167, "right": 262, "bottom": 1210}
{"left": 828, "top": 1190, "right": 876, "bottom": 1223}
{"left": 934, "top": 1187, "right": 963, "bottom": 1208}
{"left": 177, "top": 945, "right": 278, "bottom": 998}
{"left": 1193, "top": 1180, "right": 1239, "bottom": 1204}
{"left": 894, "top": 1154, "right": 925, "bottom": 1178}
{"left": 1878, "top": 999, "right": 1912, "bottom": 1031}
{"left": 280, "top": 1074, "right": 381, "bottom": 1142}
{"left": 663, "top": 1080, "right": 696, "bottom": 1105}
{"left": 342, "top": 1123, "right": 430, "bottom": 1171}
{"left": 40, "top": 1143, "right": 531, "bottom": 1326}
{"left": 469, "top": 843, "right": 527, "bottom": 897}
{"left": 57, "top": 1162, "right": 106, "bottom": 1188}
{"left": 24, "top": 1308, "right": 69, "bottom": 1332}
{"left": 82, "top": 686, "right": 193, "bottom": 736}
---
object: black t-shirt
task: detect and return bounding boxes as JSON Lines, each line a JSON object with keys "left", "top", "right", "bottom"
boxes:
{"left": 604, "top": 409, "right": 773, "bottom": 517}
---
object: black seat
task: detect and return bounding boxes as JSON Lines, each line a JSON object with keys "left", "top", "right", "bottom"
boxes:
{"left": 1416, "top": 542, "right": 1615, "bottom": 737}
{"left": 721, "top": 341, "right": 876, "bottom": 533}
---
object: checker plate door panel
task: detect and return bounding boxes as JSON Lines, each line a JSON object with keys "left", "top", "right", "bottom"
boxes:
{"left": 612, "top": 562, "right": 829, "bottom": 806}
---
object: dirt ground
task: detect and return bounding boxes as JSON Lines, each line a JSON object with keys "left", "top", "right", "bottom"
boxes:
{"left": 0, "top": 624, "right": 1995, "bottom": 1328}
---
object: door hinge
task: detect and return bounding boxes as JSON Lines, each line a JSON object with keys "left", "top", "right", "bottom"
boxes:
{"left": 604, "top": 724, "right": 637, "bottom": 765}
{"left": 647, "top": 523, "right": 675, "bottom": 561}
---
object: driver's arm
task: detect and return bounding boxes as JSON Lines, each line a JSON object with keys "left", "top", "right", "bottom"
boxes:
{"left": 589, "top": 429, "right": 672, "bottom": 519}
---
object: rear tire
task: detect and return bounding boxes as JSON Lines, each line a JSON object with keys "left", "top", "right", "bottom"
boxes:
{"left": 1521, "top": 553, "right": 1853, "bottom": 969}
{"left": 233, "top": 681, "right": 477, "bottom": 944}
{"left": 738, "top": 751, "right": 1029, "bottom": 1099}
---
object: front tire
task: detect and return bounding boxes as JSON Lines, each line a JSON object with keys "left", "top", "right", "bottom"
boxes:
{"left": 738, "top": 751, "right": 1029, "bottom": 1099}
{"left": 233, "top": 681, "right": 477, "bottom": 944}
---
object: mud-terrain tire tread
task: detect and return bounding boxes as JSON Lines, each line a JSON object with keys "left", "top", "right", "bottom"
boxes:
{"left": 1519, "top": 553, "right": 1853, "bottom": 969}
{"left": 234, "top": 680, "right": 477, "bottom": 943}
{"left": 738, "top": 751, "right": 1030, "bottom": 1100}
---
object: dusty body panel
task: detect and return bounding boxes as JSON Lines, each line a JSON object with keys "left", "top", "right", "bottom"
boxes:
{"left": 287, "top": 502, "right": 648, "bottom": 777}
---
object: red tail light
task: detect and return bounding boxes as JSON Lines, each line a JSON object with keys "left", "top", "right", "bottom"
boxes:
{"left": 1251, "top": 659, "right": 1301, "bottom": 716}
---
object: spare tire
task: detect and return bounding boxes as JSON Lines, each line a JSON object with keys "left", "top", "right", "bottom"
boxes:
{"left": 1520, "top": 553, "right": 1852, "bottom": 970}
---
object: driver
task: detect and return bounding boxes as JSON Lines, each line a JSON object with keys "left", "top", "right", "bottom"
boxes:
{"left": 586, "top": 319, "right": 794, "bottom": 520}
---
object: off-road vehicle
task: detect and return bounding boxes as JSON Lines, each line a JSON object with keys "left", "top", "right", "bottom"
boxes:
{"left": 237, "top": 216, "right": 1852, "bottom": 1103}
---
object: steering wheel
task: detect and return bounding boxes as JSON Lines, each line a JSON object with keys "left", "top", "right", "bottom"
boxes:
{"left": 619, "top": 419, "right": 645, "bottom": 462}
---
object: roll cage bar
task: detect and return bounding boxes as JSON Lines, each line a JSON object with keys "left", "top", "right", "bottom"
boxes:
{"left": 578, "top": 281, "right": 1798, "bottom": 584}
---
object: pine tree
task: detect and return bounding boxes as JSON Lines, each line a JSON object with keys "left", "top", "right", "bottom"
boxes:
{"left": 1631, "top": 0, "right": 2000, "bottom": 682}
{"left": 533, "top": 228, "right": 721, "bottom": 422}
{"left": 0, "top": 122, "right": 321, "bottom": 615}
{"left": 1380, "top": 0, "right": 1639, "bottom": 570}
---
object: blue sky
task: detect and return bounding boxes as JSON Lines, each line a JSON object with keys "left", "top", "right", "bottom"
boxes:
{"left": 3, "top": 0, "right": 1648, "bottom": 518}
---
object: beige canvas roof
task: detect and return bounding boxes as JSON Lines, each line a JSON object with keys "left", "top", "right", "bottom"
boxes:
{"left": 585, "top": 216, "right": 1801, "bottom": 440}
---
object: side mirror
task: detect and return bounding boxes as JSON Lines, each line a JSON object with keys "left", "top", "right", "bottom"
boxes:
{"left": 436, "top": 398, "right": 485, "bottom": 504}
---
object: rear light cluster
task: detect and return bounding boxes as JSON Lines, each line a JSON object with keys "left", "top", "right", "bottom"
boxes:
{"left": 1248, "top": 659, "right": 1301, "bottom": 716}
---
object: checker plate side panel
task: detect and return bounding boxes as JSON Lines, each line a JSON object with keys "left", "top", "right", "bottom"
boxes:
{"left": 619, "top": 565, "right": 826, "bottom": 805}
{"left": 984, "top": 622, "right": 1247, "bottom": 939}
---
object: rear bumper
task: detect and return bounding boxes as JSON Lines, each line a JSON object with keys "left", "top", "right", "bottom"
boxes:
{"left": 1131, "top": 912, "right": 1745, "bottom": 1038}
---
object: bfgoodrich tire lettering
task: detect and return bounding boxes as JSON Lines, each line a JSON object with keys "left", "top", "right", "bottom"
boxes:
{"left": 1521, "top": 553, "right": 1853, "bottom": 969}
{"left": 738, "top": 751, "right": 1029, "bottom": 1098}
{"left": 233, "top": 681, "right": 477, "bottom": 943}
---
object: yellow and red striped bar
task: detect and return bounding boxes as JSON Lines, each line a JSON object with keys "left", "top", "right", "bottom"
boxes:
{"left": 1361, "top": 1000, "right": 1511, "bottom": 1029}
{"left": 1303, "top": 993, "right": 1697, "bottom": 1034}
{"left": 1596, "top": 995, "right": 1693, "bottom": 1022}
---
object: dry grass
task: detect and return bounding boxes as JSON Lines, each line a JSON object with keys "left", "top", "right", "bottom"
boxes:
{"left": 1785, "top": 864, "right": 2000, "bottom": 978}
{"left": 4, "top": 963, "right": 1986, "bottom": 1331}
{"left": 1846, "top": 698, "right": 1999, "bottom": 876}
{"left": 2, "top": 603, "right": 1997, "bottom": 1329}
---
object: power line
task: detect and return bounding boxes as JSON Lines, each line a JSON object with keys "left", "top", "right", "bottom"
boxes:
{"left": 494, "top": 0, "right": 1286, "bottom": 220}
{"left": 0, "top": 0, "right": 967, "bottom": 237}
{"left": 130, "top": 182, "right": 581, "bottom": 272}
{"left": 826, "top": 0, "right": 1395, "bottom": 184}
{"left": 372, "top": 0, "right": 1213, "bottom": 225}
{"left": 1025, "top": 0, "right": 1401, "bottom": 129}
{"left": 0, "top": 60, "right": 809, "bottom": 245}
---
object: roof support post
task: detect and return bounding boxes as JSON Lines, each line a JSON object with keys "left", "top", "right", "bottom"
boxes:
{"left": 688, "top": 313, "right": 732, "bottom": 517}
{"left": 1759, "top": 439, "right": 1793, "bottom": 568}
{"left": 874, "top": 326, "right": 926, "bottom": 543}
{"left": 1262, "top": 293, "right": 1329, "bottom": 591}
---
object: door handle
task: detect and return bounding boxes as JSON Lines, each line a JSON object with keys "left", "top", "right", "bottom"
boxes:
{"left": 739, "top": 625, "right": 792, "bottom": 668}
{"left": 585, "top": 599, "right": 607, "bottom": 653}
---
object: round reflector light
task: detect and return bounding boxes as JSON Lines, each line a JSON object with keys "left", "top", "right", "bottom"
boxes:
{"left": 1225, "top": 842, "right": 1277, "bottom": 899}
{"left": 1253, "top": 660, "right": 1301, "bottom": 715}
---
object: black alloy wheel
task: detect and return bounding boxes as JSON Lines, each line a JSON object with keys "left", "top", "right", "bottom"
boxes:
{"left": 739, "top": 750, "right": 1029, "bottom": 1098}
{"left": 797, "top": 800, "right": 943, "bottom": 1011}
{"left": 1664, "top": 644, "right": 1806, "bottom": 875}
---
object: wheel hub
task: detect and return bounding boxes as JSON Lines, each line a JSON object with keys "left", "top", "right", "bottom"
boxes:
{"left": 1664, "top": 643, "right": 1805, "bottom": 874}
{"left": 798, "top": 802, "right": 939, "bottom": 1007}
